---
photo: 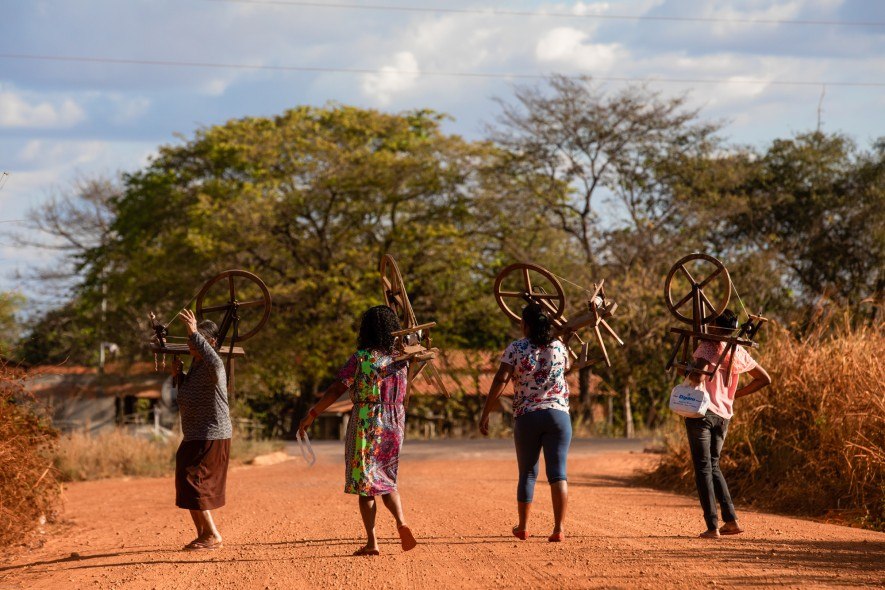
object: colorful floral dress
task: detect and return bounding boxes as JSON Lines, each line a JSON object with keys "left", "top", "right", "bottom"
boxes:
{"left": 502, "top": 338, "right": 570, "bottom": 418}
{"left": 336, "top": 349, "right": 408, "bottom": 496}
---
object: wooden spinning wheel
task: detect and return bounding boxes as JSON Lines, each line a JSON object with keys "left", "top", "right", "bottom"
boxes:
{"left": 148, "top": 269, "right": 272, "bottom": 395}
{"left": 663, "top": 253, "right": 766, "bottom": 385}
{"left": 664, "top": 253, "right": 731, "bottom": 327}
{"left": 493, "top": 263, "right": 623, "bottom": 371}
{"left": 380, "top": 255, "right": 417, "bottom": 328}
{"left": 196, "top": 270, "right": 272, "bottom": 343}
{"left": 379, "top": 254, "right": 448, "bottom": 399}
{"left": 493, "top": 263, "right": 566, "bottom": 323}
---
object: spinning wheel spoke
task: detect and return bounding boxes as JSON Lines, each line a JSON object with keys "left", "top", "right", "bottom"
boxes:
{"left": 228, "top": 275, "right": 236, "bottom": 301}
{"left": 239, "top": 298, "right": 267, "bottom": 309}
{"left": 201, "top": 303, "right": 233, "bottom": 313}
{"left": 497, "top": 290, "right": 524, "bottom": 298}
{"left": 522, "top": 267, "right": 533, "bottom": 293}
{"left": 678, "top": 264, "right": 696, "bottom": 284}
{"left": 698, "top": 267, "right": 723, "bottom": 290}
{"left": 673, "top": 290, "right": 694, "bottom": 311}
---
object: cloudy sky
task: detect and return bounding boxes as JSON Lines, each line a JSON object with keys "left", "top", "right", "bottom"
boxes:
{"left": 1, "top": 0, "right": 883, "bottom": 297}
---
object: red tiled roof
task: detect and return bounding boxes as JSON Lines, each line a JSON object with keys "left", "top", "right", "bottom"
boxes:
{"left": 320, "top": 349, "right": 602, "bottom": 414}
{"left": 25, "top": 362, "right": 168, "bottom": 399}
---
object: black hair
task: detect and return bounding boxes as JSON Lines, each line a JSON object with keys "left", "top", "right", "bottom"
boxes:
{"left": 713, "top": 309, "right": 739, "bottom": 331}
{"left": 522, "top": 302, "right": 554, "bottom": 347}
{"left": 357, "top": 305, "right": 401, "bottom": 354}
{"left": 197, "top": 319, "right": 219, "bottom": 342}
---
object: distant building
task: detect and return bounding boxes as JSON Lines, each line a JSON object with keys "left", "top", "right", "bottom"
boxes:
{"left": 315, "top": 350, "right": 602, "bottom": 439}
{"left": 24, "top": 362, "right": 176, "bottom": 434}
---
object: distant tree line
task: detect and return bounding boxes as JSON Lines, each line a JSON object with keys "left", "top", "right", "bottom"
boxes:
{"left": 3, "top": 76, "right": 882, "bottom": 436}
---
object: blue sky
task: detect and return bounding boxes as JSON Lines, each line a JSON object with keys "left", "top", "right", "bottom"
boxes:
{"left": 1, "top": 0, "right": 883, "bottom": 299}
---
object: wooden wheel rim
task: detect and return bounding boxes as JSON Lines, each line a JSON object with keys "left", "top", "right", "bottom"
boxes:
{"left": 493, "top": 263, "right": 566, "bottom": 322}
{"left": 196, "top": 269, "right": 272, "bottom": 341}
{"left": 664, "top": 254, "right": 731, "bottom": 325}
{"left": 380, "top": 254, "right": 416, "bottom": 329}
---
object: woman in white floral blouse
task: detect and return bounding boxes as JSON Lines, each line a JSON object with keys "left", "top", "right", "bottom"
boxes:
{"left": 479, "top": 302, "right": 572, "bottom": 542}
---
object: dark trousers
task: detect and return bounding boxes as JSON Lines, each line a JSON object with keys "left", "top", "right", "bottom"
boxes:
{"left": 685, "top": 411, "right": 737, "bottom": 530}
{"left": 514, "top": 409, "right": 572, "bottom": 503}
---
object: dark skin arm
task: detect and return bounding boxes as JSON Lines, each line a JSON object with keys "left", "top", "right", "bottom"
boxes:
{"left": 297, "top": 380, "right": 349, "bottom": 435}
{"left": 479, "top": 362, "right": 514, "bottom": 435}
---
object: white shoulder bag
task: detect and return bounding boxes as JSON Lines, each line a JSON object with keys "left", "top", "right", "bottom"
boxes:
{"left": 668, "top": 379, "right": 710, "bottom": 418}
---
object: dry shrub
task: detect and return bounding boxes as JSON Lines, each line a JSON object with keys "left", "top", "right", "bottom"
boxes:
{"left": 55, "top": 430, "right": 286, "bottom": 482}
{"left": 647, "top": 319, "right": 885, "bottom": 530}
{"left": 54, "top": 430, "right": 178, "bottom": 481}
{"left": 0, "top": 363, "right": 60, "bottom": 547}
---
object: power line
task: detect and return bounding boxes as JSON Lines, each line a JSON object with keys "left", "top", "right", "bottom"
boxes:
{"left": 204, "top": 0, "right": 885, "bottom": 28}
{"left": 1, "top": 53, "right": 883, "bottom": 88}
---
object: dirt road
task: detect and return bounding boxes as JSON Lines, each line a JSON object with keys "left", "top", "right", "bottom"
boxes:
{"left": 1, "top": 439, "right": 883, "bottom": 589}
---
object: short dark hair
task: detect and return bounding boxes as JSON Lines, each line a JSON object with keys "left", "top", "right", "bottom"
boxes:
{"left": 523, "top": 302, "right": 554, "bottom": 347}
{"left": 357, "top": 306, "right": 401, "bottom": 354}
{"left": 197, "top": 319, "right": 219, "bottom": 342}
{"left": 713, "top": 309, "right": 739, "bottom": 331}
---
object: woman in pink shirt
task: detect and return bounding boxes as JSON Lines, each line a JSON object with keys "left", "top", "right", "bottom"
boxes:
{"left": 687, "top": 309, "right": 771, "bottom": 539}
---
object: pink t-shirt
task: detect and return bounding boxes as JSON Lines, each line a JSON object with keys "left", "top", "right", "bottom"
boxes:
{"left": 693, "top": 341, "right": 757, "bottom": 419}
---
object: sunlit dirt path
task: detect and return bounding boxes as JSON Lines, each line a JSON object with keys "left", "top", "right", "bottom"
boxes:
{"left": 1, "top": 439, "right": 883, "bottom": 589}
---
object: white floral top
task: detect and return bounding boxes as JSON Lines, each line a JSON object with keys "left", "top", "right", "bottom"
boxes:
{"left": 501, "top": 338, "right": 570, "bottom": 418}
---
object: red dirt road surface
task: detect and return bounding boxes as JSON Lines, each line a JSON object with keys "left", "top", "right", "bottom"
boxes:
{"left": 1, "top": 439, "right": 883, "bottom": 589}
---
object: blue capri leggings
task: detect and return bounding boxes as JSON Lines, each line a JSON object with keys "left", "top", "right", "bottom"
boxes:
{"left": 514, "top": 409, "right": 572, "bottom": 503}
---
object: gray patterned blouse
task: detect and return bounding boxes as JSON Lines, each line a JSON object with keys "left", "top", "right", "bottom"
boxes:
{"left": 177, "top": 332, "right": 233, "bottom": 441}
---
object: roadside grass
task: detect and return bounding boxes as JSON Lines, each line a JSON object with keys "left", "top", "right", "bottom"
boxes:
{"left": 645, "top": 318, "right": 885, "bottom": 531}
{"left": 54, "top": 430, "right": 286, "bottom": 482}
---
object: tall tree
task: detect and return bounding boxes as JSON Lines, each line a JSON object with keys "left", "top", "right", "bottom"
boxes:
{"left": 491, "top": 75, "right": 721, "bottom": 421}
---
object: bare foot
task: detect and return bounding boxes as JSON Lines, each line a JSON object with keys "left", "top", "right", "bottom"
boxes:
{"left": 698, "top": 529, "right": 721, "bottom": 539}
{"left": 353, "top": 545, "right": 380, "bottom": 556}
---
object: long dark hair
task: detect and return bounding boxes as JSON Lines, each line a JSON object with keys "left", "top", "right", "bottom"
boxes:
{"left": 522, "top": 302, "right": 554, "bottom": 347}
{"left": 713, "top": 308, "right": 739, "bottom": 331}
{"left": 357, "top": 305, "right": 401, "bottom": 354}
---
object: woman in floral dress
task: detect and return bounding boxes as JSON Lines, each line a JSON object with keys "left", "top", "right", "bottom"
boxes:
{"left": 479, "top": 302, "right": 572, "bottom": 542}
{"left": 298, "top": 305, "right": 417, "bottom": 556}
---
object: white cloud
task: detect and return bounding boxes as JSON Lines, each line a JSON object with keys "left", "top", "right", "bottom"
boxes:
{"left": 361, "top": 52, "right": 421, "bottom": 106}
{"left": 536, "top": 27, "right": 622, "bottom": 72}
{"left": 0, "top": 91, "right": 85, "bottom": 129}
{"left": 110, "top": 96, "right": 152, "bottom": 124}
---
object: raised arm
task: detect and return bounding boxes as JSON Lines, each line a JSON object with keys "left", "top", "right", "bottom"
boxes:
{"left": 179, "top": 309, "right": 224, "bottom": 382}
{"left": 479, "top": 362, "right": 514, "bottom": 436}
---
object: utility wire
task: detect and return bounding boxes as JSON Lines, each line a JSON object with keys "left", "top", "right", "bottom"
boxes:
{"left": 204, "top": 0, "right": 885, "bottom": 28}
{"left": 2, "top": 53, "right": 883, "bottom": 88}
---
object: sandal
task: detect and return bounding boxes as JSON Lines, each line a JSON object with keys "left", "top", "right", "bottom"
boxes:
{"left": 398, "top": 525, "right": 418, "bottom": 551}
{"left": 353, "top": 546, "right": 380, "bottom": 556}
{"left": 512, "top": 526, "right": 528, "bottom": 540}
{"left": 548, "top": 531, "right": 565, "bottom": 542}
{"left": 719, "top": 522, "right": 744, "bottom": 535}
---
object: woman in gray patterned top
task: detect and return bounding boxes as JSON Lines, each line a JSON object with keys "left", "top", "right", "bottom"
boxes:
{"left": 172, "top": 309, "right": 232, "bottom": 551}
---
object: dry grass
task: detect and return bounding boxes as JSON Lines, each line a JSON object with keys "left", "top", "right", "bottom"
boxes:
{"left": 55, "top": 430, "right": 286, "bottom": 482}
{"left": 0, "top": 363, "right": 60, "bottom": 547}
{"left": 646, "top": 319, "right": 885, "bottom": 530}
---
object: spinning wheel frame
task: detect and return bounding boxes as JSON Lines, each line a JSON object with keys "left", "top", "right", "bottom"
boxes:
{"left": 380, "top": 255, "right": 417, "bottom": 329}
{"left": 664, "top": 254, "right": 731, "bottom": 326}
{"left": 195, "top": 270, "right": 272, "bottom": 342}
{"left": 493, "top": 263, "right": 566, "bottom": 323}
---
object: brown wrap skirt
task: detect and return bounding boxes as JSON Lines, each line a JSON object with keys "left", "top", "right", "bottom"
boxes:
{"left": 175, "top": 438, "right": 231, "bottom": 510}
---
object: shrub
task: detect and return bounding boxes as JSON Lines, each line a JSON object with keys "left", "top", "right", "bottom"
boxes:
{"left": 0, "top": 363, "right": 60, "bottom": 547}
